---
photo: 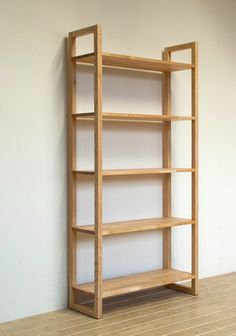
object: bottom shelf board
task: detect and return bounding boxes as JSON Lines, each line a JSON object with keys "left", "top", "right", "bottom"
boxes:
{"left": 74, "top": 269, "right": 194, "bottom": 298}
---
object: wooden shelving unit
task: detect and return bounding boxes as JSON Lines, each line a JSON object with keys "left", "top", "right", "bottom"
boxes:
{"left": 67, "top": 24, "right": 198, "bottom": 319}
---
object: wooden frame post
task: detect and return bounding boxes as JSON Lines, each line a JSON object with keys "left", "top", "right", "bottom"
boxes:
{"left": 163, "top": 42, "right": 199, "bottom": 295}
{"left": 191, "top": 42, "right": 199, "bottom": 295}
{"left": 162, "top": 51, "right": 172, "bottom": 270}
{"left": 94, "top": 24, "right": 103, "bottom": 318}
{"left": 67, "top": 32, "right": 77, "bottom": 308}
{"left": 67, "top": 25, "right": 103, "bottom": 318}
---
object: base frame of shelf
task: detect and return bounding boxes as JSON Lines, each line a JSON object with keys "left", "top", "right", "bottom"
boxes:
{"left": 72, "top": 268, "right": 195, "bottom": 299}
{"left": 70, "top": 302, "right": 96, "bottom": 318}
{"left": 166, "top": 281, "right": 198, "bottom": 295}
{"left": 70, "top": 269, "right": 196, "bottom": 319}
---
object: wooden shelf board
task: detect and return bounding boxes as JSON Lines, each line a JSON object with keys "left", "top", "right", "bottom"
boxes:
{"left": 73, "top": 217, "right": 195, "bottom": 235}
{"left": 73, "top": 112, "right": 195, "bottom": 123}
{"left": 73, "top": 52, "right": 194, "bottom": 72}
{"left": 73, "top": 168, "right": 195, "bottom": 176}
{"left": 73, "top": 269, "right": 195, "bottom": 298}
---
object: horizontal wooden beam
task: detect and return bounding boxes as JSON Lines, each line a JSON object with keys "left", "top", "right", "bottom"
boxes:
{"left": 70, "top": 25, "right": 98, "bottom": 38}
{"left": 164, "top": 42, "right": 196, "bottom": 53}
{"left": 70, "top": 303, "right": 95, "bottom": 318}
{"left": 166, "top": 283, "right": 196, "bottom": 295}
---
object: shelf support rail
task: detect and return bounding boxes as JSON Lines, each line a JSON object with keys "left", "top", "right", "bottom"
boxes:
{"left": 68, "top": 24, "right": 103, "bottom": 319}
{"left": 163, "top": 42, "right": 199, "bottom": 296}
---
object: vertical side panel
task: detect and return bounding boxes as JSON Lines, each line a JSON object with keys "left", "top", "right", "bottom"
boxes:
{"left": 94, "top": 24, "right": 103, "bottom": 318}
{"left": 162, "top": 51, "right": 172, "bottom": 269}
{"left": 67, "top": 34, "right": 77, "bottom": 306}
{"left": 191, "top": 43, "right": 199, "bottom": 294}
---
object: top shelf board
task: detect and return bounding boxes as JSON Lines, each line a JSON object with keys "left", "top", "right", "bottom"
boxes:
{"left": 73, "top": 52, "right": 194, "bottom": 72}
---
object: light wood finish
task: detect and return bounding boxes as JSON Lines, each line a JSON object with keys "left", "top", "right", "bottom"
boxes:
{"left": 70, "top": 24, "right": 97, "bottom": 38}
{"left": 162, "top": 50, "right": 172, "bottom": 270}
{"left": 73, "top": 168, "right": 195, "bottom": 176}
{"left": 93, "top": 24, "right": 103, "bottom": 319}
{"left": 166, "top": 283, "right": 194, "bottom": 295}
{"left": 3, "top": 274, "right": 236, "bottom": 336}
{"left": 74, "top": 269, "right": 194, "bottom": 298}
{"left": 165, "top": 41, "right": 197, "bottom": 53}
{"left": 70, "top": 303, "right": 95, "bottom": 317}
{"left": 191, "top": 42, "right": 199, "bottom": 295}
{"left": 67, "top": 33, "right": 77, "bottom": 308}
{"left": 73, "top": 217, "right": 195, "bottom": 235}
{"left": 73, "top": 112, "right": 195, "bottom": 122}
{"left": 68, "top": 24, "right": 198, "bottom": 318}
{"left": 73, "top": 52, "right": 194, "bottom": 72}
{"left": 162, "top": 42, "right": 199, "bottom": 296}
{"left": 68, "top": 24, "right": 104, "bottom": 319}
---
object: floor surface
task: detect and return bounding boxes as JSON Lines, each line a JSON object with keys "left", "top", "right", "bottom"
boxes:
{"left": 1, "top": 273, "right": 236, "bottom": 336}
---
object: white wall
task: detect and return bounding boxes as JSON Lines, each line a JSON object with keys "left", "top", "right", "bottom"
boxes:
{"left": 0, "top": 0, "right": 236, "bottom": 323}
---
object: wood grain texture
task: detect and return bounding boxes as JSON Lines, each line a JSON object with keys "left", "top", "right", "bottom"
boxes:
{"left": 68, "top": 24, "right": 104, "bottom": 319}
{"left": 73, "top": 52, "right": 194, "bottom": 72}
{"left": 73, "top": 168, "right": 195, "bottom": 176}
{"left": 163, "top": 41, "right": 199, "bottom": 297}
{"left": 67, "top": 33, "right": 77, "bottom": 308}
{"left": 73, "top": 112, "right": 196, "bottom": 122}
{"left": 162, "top": 50, "right": 172, "bottom": 270}
{"left": 73, "top": 217, "right": 195, "bottom": 235}
{"left": 164, "top": 41, "right": 197, "bottom": 53}
{"left": 74, "top": 269, "right": 194, "bottom": 298}
{"left": 191, "top": 42, "right": 199, "bottom": 295}
{"left": 94, "top": 24, "right": 103, "bottom": 319}
{"left": 70, "top": 25, "right": 97, "bottom": 38}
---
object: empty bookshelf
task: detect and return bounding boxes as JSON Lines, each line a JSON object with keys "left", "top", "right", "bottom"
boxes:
{"left": 67, "top": 24, "right": 198, "bottom": 319}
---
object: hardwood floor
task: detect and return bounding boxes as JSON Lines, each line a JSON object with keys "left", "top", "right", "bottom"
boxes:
{"left": 1, "top": 273, "right": 236, "bottom": 336}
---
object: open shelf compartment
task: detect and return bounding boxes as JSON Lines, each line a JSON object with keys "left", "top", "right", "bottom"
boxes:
{"left": 73, "top": 216, "right": 195, "bottom": 236}
{"left": 74, "top": 269, "right": 195, "bottom": 298}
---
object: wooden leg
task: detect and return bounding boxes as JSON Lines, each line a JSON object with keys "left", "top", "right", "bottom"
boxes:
{"left": 167, "top": 282, "right": 195, "bottom": 295}
{"left": 191, "top": 42, "right": 199, "bottom": 295}
{"left": 162, "top": 51, "right": 172, "bottom": 270}
{"left": 71, "top": 303, "right": 96, "bottom": 318}
{"left": 94, "top": 24, "right": 103, "bottom": 319}
{"left": 67, "top": 33, "right": 77, "bottom": 308}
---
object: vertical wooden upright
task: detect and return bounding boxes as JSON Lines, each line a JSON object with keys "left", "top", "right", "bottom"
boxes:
{"left": 191, "top": 42, "right": 199, "bottom": 295}
{"left": 162, "top": 51, "right": 172, "bottom": 270}
{"left": 67, "top": 32, "right": 77, "bottom": 308}
{"left": 94, "top": 24, "right": 103, "bottom": 318}
{"left": 67, "top": 25, "right": 103, "bottom": 318}
{"left": 163, "top": 42, "right": 199, "bottom": 295}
